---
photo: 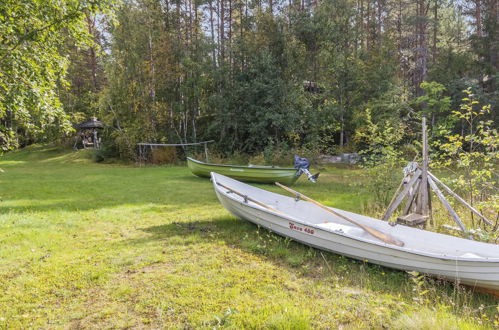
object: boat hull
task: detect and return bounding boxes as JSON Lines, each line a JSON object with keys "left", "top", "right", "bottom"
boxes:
{"left": 187, "top": 157, "right": 300, "bottom": 185}
{"left": 211, "top": 173, "right": 499, "bottom": 291}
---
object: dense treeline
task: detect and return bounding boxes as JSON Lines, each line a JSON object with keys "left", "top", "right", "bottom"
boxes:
{"left": 1, "top": 0, "right": 497, "bottom": 158}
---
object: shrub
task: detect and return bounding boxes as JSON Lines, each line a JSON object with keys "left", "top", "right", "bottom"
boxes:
{"left": 92, "top": 143, "right": 120, "bottom": 163}
{"left": 151, "top": 147, "right": 177, "bottom": 164}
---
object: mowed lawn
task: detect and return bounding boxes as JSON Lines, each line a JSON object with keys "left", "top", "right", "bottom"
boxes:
{"left": 0, "top": 146, "right": 497, "bottom": 329}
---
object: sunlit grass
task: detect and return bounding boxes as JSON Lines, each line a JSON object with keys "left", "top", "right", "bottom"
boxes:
{"left": 0, "top": 145, "right": 496, "bottom": 328}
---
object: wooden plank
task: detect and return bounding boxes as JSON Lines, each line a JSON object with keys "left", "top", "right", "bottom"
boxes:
{"left": 403, "top": 178, "right": 420, "bottom": 215}
{"left": 428, "top": 179, "right": 433, "bottom": 226}
{"left": 397, "top": 213, "right": 428, "bottom": 226}
{"left": 427, "top": 171, "right": 493, "bottom": 226}
{"left": 428, "top": 177, "right": 470, "bottom": 238}
{"left": 382, "top": 169, "right": 422, "bottom": 221}
{"left": 386, "top": 174, "right": 409, "bottom": 214}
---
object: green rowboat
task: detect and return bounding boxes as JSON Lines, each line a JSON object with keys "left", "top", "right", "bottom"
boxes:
{"left": 187, "top": 157, "right": 302, "bottom": 185}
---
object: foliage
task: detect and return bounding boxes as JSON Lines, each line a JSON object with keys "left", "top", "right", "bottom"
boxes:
{"left": 80, "top": 0, "right": 497, "bottom": 159}
{"left": 433, "top": 88, "right": 498, "bottom": 229}
{"left": 211, "top": 49, "right": 305, "bottom": 154}
{"left": 354, "top": 108, "right": 408, "bottom": 208}
{"left": 0, "top": 0, "right": 113, "bottom": 150}
{"left": 91, "top": 142, "right": 119, "bottom": 162}
{"left": 355, "top": 108, "right": 407, "bottom": 165}
{"left": 415, "top": 81, "right": 451, "bottom": 117}
{"left": 2, "top": 0, "right": 498, "bottom": 162}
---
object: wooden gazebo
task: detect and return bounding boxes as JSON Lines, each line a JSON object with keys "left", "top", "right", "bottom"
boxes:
{"left": 73, "top": 117, "right": 103, "bottom": 150}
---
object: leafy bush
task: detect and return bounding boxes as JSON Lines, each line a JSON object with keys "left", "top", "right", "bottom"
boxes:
{"left": 433, "top": 88, "right": 498, "bottom": 231}
{"left": 151, "top": 147, "right": 177, "bottom": 164}
{"left": 92, "top": 143, "right": 120, "bottom": 163}
{"left": 354, "top": 108, "right": 408, "bottom": 209}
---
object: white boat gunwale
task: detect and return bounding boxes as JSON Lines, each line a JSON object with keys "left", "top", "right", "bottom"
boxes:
{"left": 188, "top": 157, "right": 297, "bottom": 171}
{"left": 211, "top": 172, "right": 499, "bottom": 263}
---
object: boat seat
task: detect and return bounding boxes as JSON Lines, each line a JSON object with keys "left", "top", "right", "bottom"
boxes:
{"left": 316, "top": 222, "right": 365, "bottom": 237}
{"left": 460, "top": 252, "right": 485, "bottom": 259}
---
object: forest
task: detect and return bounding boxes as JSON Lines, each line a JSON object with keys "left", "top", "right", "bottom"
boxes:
{"left": 1, "top": 0, "right": 497, "bottom": 159}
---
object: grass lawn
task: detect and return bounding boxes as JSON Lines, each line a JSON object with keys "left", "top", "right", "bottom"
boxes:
{"left": 0, "top": 146, "right": 497, "bottom": 328}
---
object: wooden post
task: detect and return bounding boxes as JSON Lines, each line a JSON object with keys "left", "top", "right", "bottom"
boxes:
{"left": 403, "top": 178, "right": 421, "bottom": 215}
{"left": 428, "top": 184, "right": 433, "bottom": 226}
{"left": 382, "top": 169, "right": 422, "bottom": 221}
{"left": 428, "top": 177, "right": 471, "bottom": 238}
{"left": 386, "top": 174, "right": 409, "bottom": 214}
{"left": 139, "top": 144, "right": 143, "bottom": 167}
{"left": 419, "top": 115, "right": 429, "bottom": 217}
{"left": 73, "top": 132, "right": 80, "bottom": 150}
{"left": 204, "top": 142, "right": 209, "bottom": 161}
{"left": 93, "top": 129, "right": 99, "bottom": 149}
{"left": 427, "top": 171, "right": 493, "bottom": 226}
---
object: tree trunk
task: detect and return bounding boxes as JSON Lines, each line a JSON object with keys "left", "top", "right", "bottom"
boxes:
{"left": 485, "top": 0, "right": 498, "bottom": 72}
{"left": 376, "top": 0, "right": 382, "bottom": 47}
{"left": 229, "top": 0, "right": 233, "bottom": 75}
{"left": 219, "top": 0, "right": 225, "bottom": 63}
{"left": 475, "top": 0, "right": 482, "bottom": 37}
{"left": 85, "top": 14, "right": 98, "bottom": 92}
{"left": 360, "top": 0, "right": 364, "bottom": 52}
{"left": 209, "top": 0, "right": 217, "bottom": 67}
{"left": 432, "top": 0, "right": 438, "bottom": 65}
{"left": 339, "top": 93, "right": 344, "bottom": 147}
{"left": 415, "top": 0, "right": 428, "bottom": 97}
{"left": 366, "top": 0, "right": 371, "bottom": 51}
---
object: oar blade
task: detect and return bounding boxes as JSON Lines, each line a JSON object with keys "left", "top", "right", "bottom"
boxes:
{"left": 365, "top": 227, "right": 405, "bottom": 247}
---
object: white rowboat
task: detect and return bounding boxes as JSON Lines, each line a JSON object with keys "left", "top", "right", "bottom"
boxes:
{"left": 211, "top": 172, "right": 499, "bottom": 291}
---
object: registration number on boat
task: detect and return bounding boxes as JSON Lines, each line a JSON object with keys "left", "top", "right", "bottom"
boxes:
{"left": 289, "top": 222, "right": 315, "bottom": 235}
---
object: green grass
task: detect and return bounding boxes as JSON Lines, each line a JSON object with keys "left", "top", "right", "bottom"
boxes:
{"left": 0, "top": 145, "right": 497, "bottom": 328}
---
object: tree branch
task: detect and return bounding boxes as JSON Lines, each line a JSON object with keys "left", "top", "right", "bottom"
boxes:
{"left": 0, "top": 5, "right": 82, "bottom": 64}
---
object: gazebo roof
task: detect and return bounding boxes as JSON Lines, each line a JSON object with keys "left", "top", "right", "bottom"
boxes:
{"left": 74, "top": 117, "right": 103, "bottom": 129}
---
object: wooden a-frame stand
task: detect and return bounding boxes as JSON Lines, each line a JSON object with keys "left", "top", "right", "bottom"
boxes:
{"left": 382, "top": 116, "right": 493, "bottom": 239}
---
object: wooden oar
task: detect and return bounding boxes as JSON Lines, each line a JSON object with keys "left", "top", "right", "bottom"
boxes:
{"left": 275, "top": 182, "right": 405, "bottom": 247}
{"left": 216, "top": 181, "right": 287, "bottom": 216}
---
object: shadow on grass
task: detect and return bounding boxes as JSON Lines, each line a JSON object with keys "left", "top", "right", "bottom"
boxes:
{"left": 0, "top": 194, "right": 217, "bottom": 215}
{"left": 0, "top": 167, "right": 217, "bottom": 215}
{"left": 136, "top": 216, "right": 408, "bottom": 290}
{"left": 0, "top": 145, "right": 368, "bottom": 216}
{"left": 134, "top": 216, "right": 498, "bottom": 309}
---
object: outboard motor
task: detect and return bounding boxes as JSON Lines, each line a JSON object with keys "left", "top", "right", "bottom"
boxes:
{"left": 294, "top": 155, "right": 320, "bottom": 183}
